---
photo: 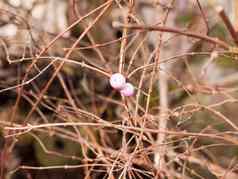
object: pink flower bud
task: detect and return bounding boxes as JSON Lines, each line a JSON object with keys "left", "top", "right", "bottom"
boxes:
{"left": 109, "top": 73, "right": 126, "bottom": 90}
{"left": 120, "top": 83, "right": 134, "bottom": 97}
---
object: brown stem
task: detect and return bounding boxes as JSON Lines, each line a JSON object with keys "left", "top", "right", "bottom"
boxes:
{"left": 196, "top": 0, "right": 209, "bottom": 32}
{"left": 216, "top": 6, "right": 238, "bottom": 46}
{"left": 113, "top": 22, "right": 230, "bottom": 49}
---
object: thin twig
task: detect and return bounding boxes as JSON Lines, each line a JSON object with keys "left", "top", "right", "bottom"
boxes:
{"left": 113, "top": 22, "right": 230, "bottom": 49}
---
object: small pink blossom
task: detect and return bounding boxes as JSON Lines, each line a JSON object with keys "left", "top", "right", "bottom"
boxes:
{"left": 109, "top": 73, "right": 126, "bottom": 90}
{"left": 120, "top": 83, "right": 134, "bottom": 97}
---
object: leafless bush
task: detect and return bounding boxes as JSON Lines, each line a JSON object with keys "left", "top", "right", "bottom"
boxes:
{"left": 0, "top": 0, "right": 238, "bottom": 179}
